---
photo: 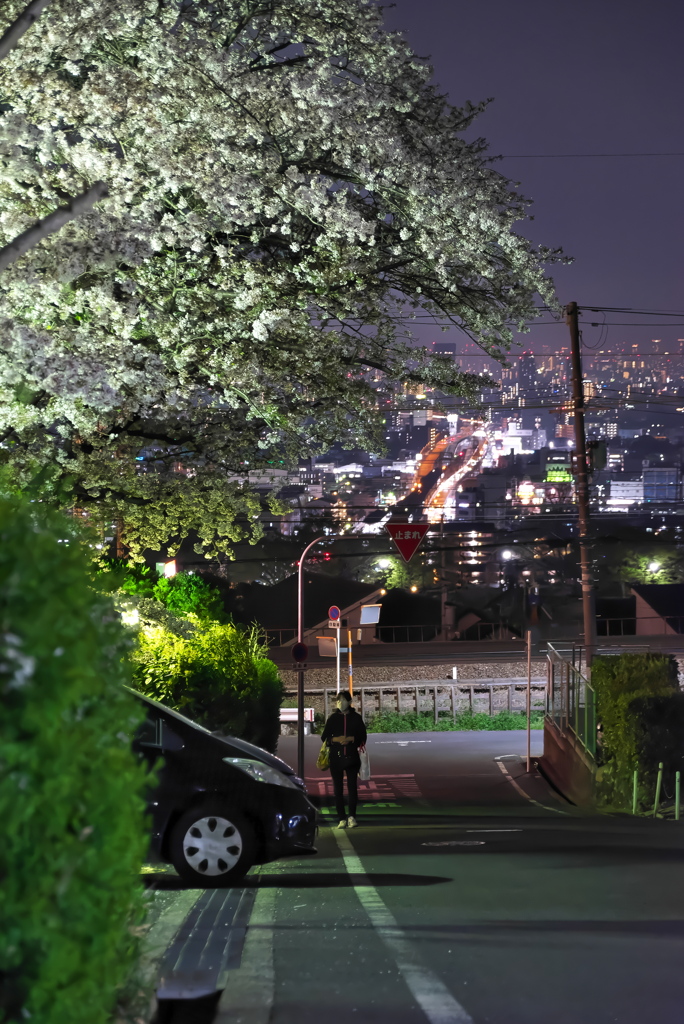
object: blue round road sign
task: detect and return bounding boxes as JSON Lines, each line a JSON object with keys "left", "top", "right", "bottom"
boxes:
{"left": 291, "top": 641, "right": 308, "bottom": 663}
{"left": 328, "top": 606, "right": 341, "bottom": 620}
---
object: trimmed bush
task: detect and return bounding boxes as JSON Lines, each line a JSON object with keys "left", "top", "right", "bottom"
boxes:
{"left": 593, "top": 653, "right": 684, "bottom": 808}
{"left": 131, "top": 622, "right": 283, "bottom": 752}
{"left": 0, "top": 498, "right": 148, "bottom": 1024}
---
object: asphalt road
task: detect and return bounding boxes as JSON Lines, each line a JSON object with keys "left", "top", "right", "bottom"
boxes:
{"left": 152, "top": 731, "right": 684, "bottom": 1024}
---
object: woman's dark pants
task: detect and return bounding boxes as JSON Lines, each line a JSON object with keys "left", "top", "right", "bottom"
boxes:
{"left": 330, "top": 764, "right": 359, "bottom": 819}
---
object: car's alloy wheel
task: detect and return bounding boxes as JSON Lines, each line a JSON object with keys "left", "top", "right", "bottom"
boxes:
{"left": 170, "top": 805, "right": 254, "bottom": 886}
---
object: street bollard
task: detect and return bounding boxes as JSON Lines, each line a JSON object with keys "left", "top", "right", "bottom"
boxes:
{"left": 632, "top": 769, "right": 638, "bottom": 815}
{"left": 676, "top": 771, "right": 681, "bottom": 822}
{"left": 653, "top": 762, "right": 664, "bottom": 818}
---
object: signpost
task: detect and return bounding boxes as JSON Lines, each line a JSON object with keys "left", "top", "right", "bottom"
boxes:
{"left": 385, "top": 522, "right": 430, "bottom": 562}
{"left": 328, "top": 606, "right": 341, "bottom": 692}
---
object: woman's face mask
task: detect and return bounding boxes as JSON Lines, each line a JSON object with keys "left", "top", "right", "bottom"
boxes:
{"left": 337, "top": 697, "right": 350, "bottom": 712}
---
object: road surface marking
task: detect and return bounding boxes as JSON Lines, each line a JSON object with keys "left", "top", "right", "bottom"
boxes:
{"left": 215, "top": 870, "right": 274, "bottom": 1024}
{"left": 376, "top": 740, "right": 433, "bottom": 744}
{"left": 422, "top": 841, "right": 485, "bottom": 847}
{"left": 311, "top": 773, "right": 425, "bottom": 803}
{"left": 333, "top": 828, "right": 473, "bottom": 1024}
{"left": 495, "top": 760, "right": 566, "bottom": 814}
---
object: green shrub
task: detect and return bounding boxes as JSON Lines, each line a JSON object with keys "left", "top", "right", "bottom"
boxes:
{"left": 131, "top": 622, "right": 283, "bottom": 752}
{"left": 0, "top": 498, "right": 148, "bottom": 1024}
{"left": 593, "top": 653, "right": 684, "bottom": 808}
{"left": 101, "top": 560, "right": 226, "bottom": 622}
{"left": 366, "top": 710, "right": 544, "bottom": 732}
{"left": 151, "top": 573, "right": 226, "bottom": 622}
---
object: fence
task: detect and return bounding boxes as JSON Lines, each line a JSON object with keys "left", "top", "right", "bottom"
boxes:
{"left": 283, "top": 682, "right": 547, "bottom": 723}
{"left": 546, "top": 644, "right": 596, "bottom": 759}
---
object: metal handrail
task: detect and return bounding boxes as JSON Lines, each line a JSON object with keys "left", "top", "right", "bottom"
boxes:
{"left": 546, "top": 643, "right": 596, "bottom": 759}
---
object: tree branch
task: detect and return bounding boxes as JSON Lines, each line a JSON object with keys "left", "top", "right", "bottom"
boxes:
{"left": 0, "top": 0, "right": 52, "bottom": 61}
{"left": 0, "top": 181, "right": 108, "bottom": 272}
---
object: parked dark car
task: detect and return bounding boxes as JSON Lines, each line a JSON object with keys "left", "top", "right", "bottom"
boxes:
{"left": 128, "top": 689, "right": 317, "bottom": 886}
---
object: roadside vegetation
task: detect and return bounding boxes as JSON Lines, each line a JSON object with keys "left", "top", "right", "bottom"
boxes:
{"left": 593, "top": 652, "right": 684, "bottom": 811}
{"left": 0, "top": 498, "right": 149, "bottom": 1024}
{"left": 365, "top": 710, "right": 545, "bottom": 732}
{"left": 104, "top": 561, "right": 284, "bottom": 752}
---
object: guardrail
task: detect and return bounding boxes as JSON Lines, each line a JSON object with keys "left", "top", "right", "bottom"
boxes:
{"left": 546, "top": 643, "right": 596, "bottom": 759}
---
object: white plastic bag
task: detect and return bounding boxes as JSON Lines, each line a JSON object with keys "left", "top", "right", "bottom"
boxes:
{"left": 359, "top": 748, "right": 371, "bottom": 781}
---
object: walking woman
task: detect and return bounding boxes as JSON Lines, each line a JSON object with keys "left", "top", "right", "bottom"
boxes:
{"left": 320, "top": 691, "right": 367, "bottom": 829}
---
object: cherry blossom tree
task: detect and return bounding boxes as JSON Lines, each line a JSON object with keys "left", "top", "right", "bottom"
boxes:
{"left": 0, "top": 0, "right": 559, "bottom": 556}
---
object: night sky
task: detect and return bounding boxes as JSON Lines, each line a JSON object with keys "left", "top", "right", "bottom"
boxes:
{"left": 381, "top": 0, "right": 684, "bottom": 351}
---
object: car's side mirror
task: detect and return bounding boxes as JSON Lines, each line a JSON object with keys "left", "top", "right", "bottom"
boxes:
{"left": 135, "top": 717, "right": 184, "bottom": 753}
{"left": 161, "top": 723, "right": 184, "bottom": 752}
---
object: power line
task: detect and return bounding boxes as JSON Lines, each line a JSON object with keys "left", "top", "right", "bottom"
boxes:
{"left": 498, "top": 152, "right": 684, "bottom": 159}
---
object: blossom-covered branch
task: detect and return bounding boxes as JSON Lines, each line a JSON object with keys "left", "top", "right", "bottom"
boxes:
{"left": 0, "top": 181, "right": 107, "bottom": 271}
{"left": 0, "top": 0, "right": 51, "bottom": 61}
{"left": 0, "top": 0, "right": 562, "bottom": 555}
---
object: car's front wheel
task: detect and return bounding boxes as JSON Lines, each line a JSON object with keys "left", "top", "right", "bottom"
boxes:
{"left": 169, "top": 804, "right": 255, "bottom": 887}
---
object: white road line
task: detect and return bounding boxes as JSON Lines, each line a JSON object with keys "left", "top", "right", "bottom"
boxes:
{"left": 333, "top": 828, "right": 473, "bottom": 1024}
{"left": 495, "top": 761, "right": 566, "bottom": 814}
{"left": 215, "top": 871, "right": 275, "bottom": 1024}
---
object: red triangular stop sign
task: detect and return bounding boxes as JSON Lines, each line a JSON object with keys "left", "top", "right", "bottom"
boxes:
{"left": 385, "top": 522, "right": 430, "bottom": 562}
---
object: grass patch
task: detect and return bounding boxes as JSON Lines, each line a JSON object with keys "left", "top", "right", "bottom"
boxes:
{"left": 366, "top": 710, "right": 545, "bottom": 732}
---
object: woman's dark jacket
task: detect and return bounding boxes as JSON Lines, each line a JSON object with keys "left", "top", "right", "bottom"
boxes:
{"left": 321, "top": 708, "right": 367, "bottom": 770}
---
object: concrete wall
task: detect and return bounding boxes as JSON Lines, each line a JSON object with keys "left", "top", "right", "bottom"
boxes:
{"left": 541, "top": 718, "right": 595, "bottom": 806}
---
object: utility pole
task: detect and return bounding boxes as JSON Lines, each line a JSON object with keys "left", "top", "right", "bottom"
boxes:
{"left": 566, "top": 301, "right": 596, "bottom": 669}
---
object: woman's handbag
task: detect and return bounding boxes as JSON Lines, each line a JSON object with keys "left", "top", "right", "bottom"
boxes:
{"left": 359, "top": 746, "right": 371, "bottom": 781}
{"left": 316, "top": 742, "right": 330, "bottom": 772}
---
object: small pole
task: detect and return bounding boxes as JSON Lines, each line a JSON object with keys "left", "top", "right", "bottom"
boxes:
{"left": 347, "top": 628, "right": 353, "bottom": 697}
{"left": 676, "top": 771, "right": 681, "bottom": 821}
{"left": 297, "top": 666, "right": 305, "bottom": 782}
{"left": 653, "top": 762, "right": 664, "bottom": 817}
{"left": 526, "top": 628, "right": 532, "bottom": 773}
{"left": 335, "top": 630, "right": 341, "bottom": 694}
{"left": 632, "top": 769, "right": 638, "bottom": 815}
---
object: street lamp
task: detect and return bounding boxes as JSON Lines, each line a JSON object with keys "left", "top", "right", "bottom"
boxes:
{"left": 648, "top": 561, "right": 661, "bottom": 574}
{"left": 295, "top": 535, "right": 326, "bottom": 781}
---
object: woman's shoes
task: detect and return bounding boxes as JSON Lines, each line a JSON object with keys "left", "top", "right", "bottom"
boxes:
{"left": 336, "top": 819, "right": 347, "bottom": 829}
{"left": 347, "top": 816, "right": 358, "bottom": 828}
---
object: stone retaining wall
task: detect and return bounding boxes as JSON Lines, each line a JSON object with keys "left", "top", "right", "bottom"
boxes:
{"left": 291, "top": 659, "right": 547, "bottom": 689}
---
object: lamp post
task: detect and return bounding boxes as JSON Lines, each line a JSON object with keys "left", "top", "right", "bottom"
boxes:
{"left": 296, "top": 535, "right": 326, "bottom": 780}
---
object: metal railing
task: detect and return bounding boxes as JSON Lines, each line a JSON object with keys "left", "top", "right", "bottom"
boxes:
{"left": 267, "top": 621, "right": 518, "bottom": 646}
{"left": 597, "top": 615, "right": 684, "bottom": 637}
{"left": 546, "top": 643, "right": 596, "bottom": 759}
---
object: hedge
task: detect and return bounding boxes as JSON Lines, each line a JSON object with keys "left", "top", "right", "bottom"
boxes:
{"left": 131, "top": 623, "right": 284, "bottom": 752}
{"left": 593, "top": 652, "right": 684, "bottom": 809}
{"left": 0, "top": 498, "right": 149, "bottom": 1024}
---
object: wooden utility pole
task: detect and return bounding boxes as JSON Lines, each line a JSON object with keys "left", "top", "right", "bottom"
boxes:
{"left": 566, "top": 302, "right": 596, "bottom": 669}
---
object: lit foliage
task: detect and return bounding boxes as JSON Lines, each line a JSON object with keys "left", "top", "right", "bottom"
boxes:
{"left": 131, "top": 620, "right": 284, "bottom": 751}
{"left": 359, "top": 553, "right": 430, "bottom": 591}
{"left": 0, "top": 0, "right": 558, "bottom": 557}
{"left": 595, "top": 543, "right": 684, "bottom": 589}
{"left": 0, "top": 496, "right": 148, "bottom": 1024}
{"left": 106, "top": 559, "right": 227, "bottom": 620}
